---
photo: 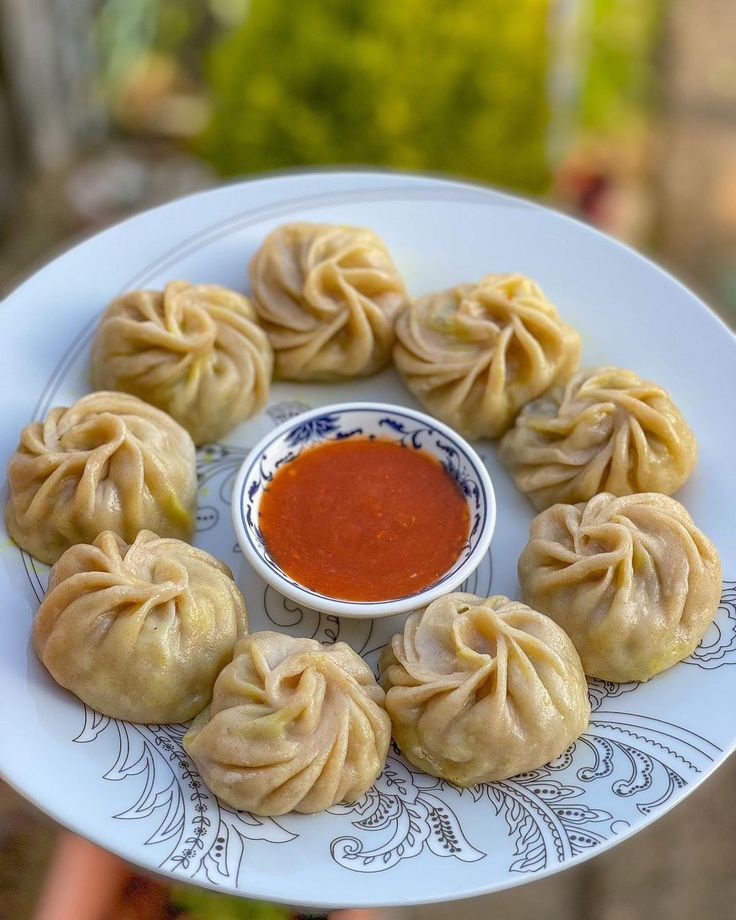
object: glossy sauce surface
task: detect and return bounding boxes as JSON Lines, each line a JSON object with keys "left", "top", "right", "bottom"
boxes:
{"left": 259, "top": 438, "right": 470, "bottom": 601}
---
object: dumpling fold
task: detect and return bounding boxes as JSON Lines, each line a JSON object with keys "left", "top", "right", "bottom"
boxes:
{"left": 5, "top": 391, "right": 197, "bottom": 564}
{"left": 518, "top": 493, "right": 722, "bottom": 682}
{"left": 394, "top": 274, "right": 580, "bottom": 439}
{"left": 379, "top": 593, "right": 590, "bottom": 785}
{"left": 33, "top": 530, "right": 248, "bottom": 722}
{"left": 249, "top": 222, "right": 407, "bottom": 381}
{"left": 500, "top": 366, "right": 696, "bottom": 509}
{"left": 184, "top": 632, "right": 391, "bottom": 815}
{"left": 91, "top": 280, "right": 273, "bottom": 445}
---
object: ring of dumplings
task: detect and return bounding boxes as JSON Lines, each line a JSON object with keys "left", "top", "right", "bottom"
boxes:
{"left": 518, "top": 492, "right": 722, "bottom": 683}
{"left": 183, "top": 632, "right": 391, "bottom": 815}
{"left": 90, "top": 281, "right": 274, "bottom": 445}
{"left": 249, "top": 222, "right": 408, "bottom": 381}
{"left": 9, "top": 217, "right": 726, "bottom": 821}
{"left": 32, "top": 530, "right": 248, "bottom": 723}
{"left": 379, "top": 593, "right": 590, "bottom": 785}
{"left": 393, "top": 274, "right": 581, "bottom": 439}
{"left": 500, "top": 366, "right": 697, "bottom": 509}
{"left": 5, "top": 391, "right": 197, "bottom": 564}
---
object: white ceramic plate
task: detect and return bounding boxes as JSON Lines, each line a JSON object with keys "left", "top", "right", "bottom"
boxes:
{"left": 1, "top": 170, "right": 735, "bottom": 910}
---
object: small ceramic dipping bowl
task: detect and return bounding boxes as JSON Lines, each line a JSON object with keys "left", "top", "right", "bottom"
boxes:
{"left": 231, "top": 402, "right": 496, "bottom": 618}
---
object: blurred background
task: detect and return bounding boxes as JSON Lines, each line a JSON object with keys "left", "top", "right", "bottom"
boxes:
{"left": 1, "top": 1, "right": 735, "bottom": 918}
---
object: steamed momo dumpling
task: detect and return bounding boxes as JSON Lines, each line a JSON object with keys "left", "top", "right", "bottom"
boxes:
{"left": 32, "top": 531, "right": 248, "bottom": 723}
{"left": 500, "top": 366, "right": 697, "bottom": 509}
{"left": 184, "top": 632, "right": 391, "bottom": 815}
{"left": 393, "top": 274, "right": 580, "bottom": 439}
{"left": 248, "top": 222, "right": 408, "bottom": 381}
{"left": 379, "top": 593, "right": 590, "bottom": 785}
{"left": 90, "top": 281, "right": 273, "bottom": 445}
{"left": 518, "top": 493, "right": 722, "bottom": 683}
{"left": 5, "top": 391, "right": 196, "bottom": 564}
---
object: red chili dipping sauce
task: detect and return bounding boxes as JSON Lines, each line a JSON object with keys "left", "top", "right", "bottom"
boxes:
{"left": 259, "top": 439, "right": 470, "bottom": 602}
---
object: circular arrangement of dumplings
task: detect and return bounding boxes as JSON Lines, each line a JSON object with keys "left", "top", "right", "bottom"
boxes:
{"left": 249, "top": 222, "right": 408, "bottom": 381}
{"left": 183, "top": 632, "right": 391, "bottom": 815}
{"left": 393, "top": 273, "right": 581, "bottom": 439}
{"left": 91, "top": 281, "right": 274, "bottom": 445}
{"left": 518, "top": 493, "right": 722, "bottom": 683}
{"left": 4, "top": 217, "right": 727, "bottom": 822}
{"left": 32, "top": 530, "right": 248, "bottom": 723}
{"left": 379, "top": 593, "right": 590, "bottom": 785}
{"left": 500, "top": 366, "right": 697, "bottom": 509}
{"left": 5, "top": 391, "right": 197, "bottom": 564}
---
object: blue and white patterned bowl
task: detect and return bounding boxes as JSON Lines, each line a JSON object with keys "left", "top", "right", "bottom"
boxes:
{"left": 232, "top": 402, "right": 496, "bottom": 618}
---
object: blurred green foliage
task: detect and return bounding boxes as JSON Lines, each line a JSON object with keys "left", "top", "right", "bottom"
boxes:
{"left": 581, "top": 0, "right": 663, "bottom": 133}
{"left": 172, "top": 884, "right": 291, "bottom": 920}
{"left": 90, "top": 0, "right": 663, "bottom": 196}
{"left": 201, "top": 0, "right": 552, "bottom": 192}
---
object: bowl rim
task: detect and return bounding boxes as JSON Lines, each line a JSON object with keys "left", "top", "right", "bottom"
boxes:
{"left": 231, "top": 400, "right": 497, "bottom": 618}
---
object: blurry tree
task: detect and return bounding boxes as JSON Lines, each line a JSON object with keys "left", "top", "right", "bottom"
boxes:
{"left": 201, "top": 0, "right": 552, "bottom": 193}
{"left": 580, "top": 0, "right": 663, "bottom": 134}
